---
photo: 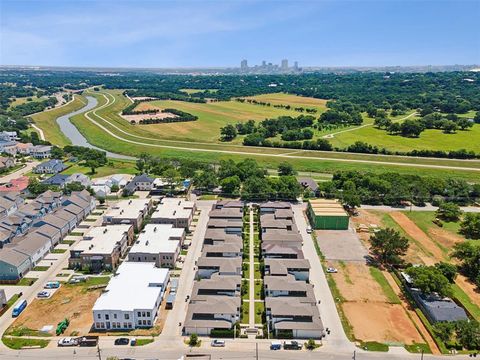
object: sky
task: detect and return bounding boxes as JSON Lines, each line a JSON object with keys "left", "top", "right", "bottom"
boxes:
{"left": 0, "top": 0, "right": 479, "bottom": 68}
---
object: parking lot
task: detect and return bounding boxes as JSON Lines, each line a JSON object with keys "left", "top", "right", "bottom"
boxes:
{"left": 316, "top": 229, "right": 368, "bottom": 262}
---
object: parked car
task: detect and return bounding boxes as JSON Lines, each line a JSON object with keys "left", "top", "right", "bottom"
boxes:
{"left": 37, "top": 290, "right": 50, "bottom": 298}
{"left": 114, "top": 338, "right": 130, "bottom": 346}
{"left": 283, "top": 340, "right": 302, "bottom": 350}
{"left": 211, "top": 339, "right": 225, "bottom": 347}
{"left": 270, "top": 341, "right": 282, "bottom": 350}
{"left": 130, "top": 338, "right": 137, "bottom": 346}
{"left": 326, "top": 267, "right": 338, "bottom": 273}
{"left": 58, "top": 337, "right": 78, "bottom": 347}
{"left": 306, "top": 226, "right": 313, "bottom": 233}
{"left": 77, "top": 336, "right": 98, "bottom": 347}
{"left": 69, "top": 276, "right": 88, "bottom": 284}
{"left": 44, "top": 281, "right": 60, "bottom": 289}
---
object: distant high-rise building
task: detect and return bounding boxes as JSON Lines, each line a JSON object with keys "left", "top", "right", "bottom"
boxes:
{"left": 294, "top": 61, "right": 299, "bottom": 70}
{"left": 281, "top": 59, "right": 288, "bottom": 69}
{"left": 240, "top": 59, "right": 248, "bottom": 69}
{"left": 261, "top": 60, "right": 266, "bottom": 68}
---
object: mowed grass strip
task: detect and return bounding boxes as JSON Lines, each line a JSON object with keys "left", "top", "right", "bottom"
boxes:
{"left": 369, "top": 267, "right": 402, "bottom": 304}
{"left": 31, "top": 94, "right": 88, "bottom": 147}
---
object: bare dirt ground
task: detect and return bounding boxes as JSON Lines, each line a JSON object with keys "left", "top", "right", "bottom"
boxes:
{"left": 10, "top": 285, "right": 102, "bottom": 335}
{"left": 428, "top": 227, "right": 463, "bottom": 249}
{"left": 121, "top": 112, "right": 177, "bottom": 124}
{"left": 343, "top": 302, "right": 424, "bottom": 345}
{"left": 383, "top": 271, "right": 440, "bottom": 354}
{"left": 456, "top": 275, "right": 480, "bottom": 307}
{"left": 390, "top": 212, "right": 443, "bottom": 265}
{"left": 333, "top": 261, "right": 387, "bottom": 303}
{"left": 333, "top": 261, "right": 426, "bottom": 346}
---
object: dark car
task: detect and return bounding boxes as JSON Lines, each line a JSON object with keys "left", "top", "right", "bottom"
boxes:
{"left": 114, "top": 338, "right": 130, "bottom": 345}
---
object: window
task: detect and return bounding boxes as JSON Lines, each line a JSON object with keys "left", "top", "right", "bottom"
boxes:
{"left": 97, "top": 314, "right": 101, "bottom": 319}
{"left": 147, "top": 320, "right": 151, "bottom": 326}
{"left": 123, "top": 322, "right": 128, "bottom": 328}
{"left": 95, "top": 322, "right": 100, "bottom": 328}
{"left": 105, "top": 314, "right": 109, "bottom": 320}
{"left": 113, "top": 314, "right": 117, "bottom": 319}
{"left": 124, "top": 314, "right": 129, "bottom": 320}
{"left": 112, "top": 323, "right": 116, "bottom": 329}
{"left": 146, "top": 312, "right": 150, "bottom": 317}
{"left": 117, "top": 322, "right": 120, "bottom": 328}
{"left": 142, "top": 312, "right": 146, "bottom": 317}
{"left": 128, "top": 322, "right": 132, "bottom": 328}
{"left": 137, "top": 312, "right": 141, "bottom": 317}
{"left": 142, "top": 320, "right": 146, "bottom": 325}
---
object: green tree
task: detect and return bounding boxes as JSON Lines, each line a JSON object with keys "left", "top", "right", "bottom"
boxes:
{"left": 188, "top": 333, "right": 199, "bottom": 346}
{"left": 110, "top": 184, "right": 119, "bottom": 193}
{"left": 474, "top": 111, "right": 480, "bottom": 124}
{"left": 277, "top": 162, "right": 296, "bottom": 176}
{"left": 459, "top": 213, "right": 480, "bottom": 239}
{"left": 85, "top": 159, "right": 100, "bottom": 174}
{"left": 369, "top": 228, "right": 409, "bottom": 266}
{"left": 163, "top": 168, "right": 181, "bottom": 192}
{"left": 442, "top": 120, "right": 458, "bottom": 134}
{"left": 220, "top": 175, "right": 241, "bottom": 196}
{"left": 340, "top": 180, "right": 361, "bottom": 209}
{"left": 50, "top": 146, "right": 64, "bottom": 159}
{"left": 220, "top": 124, "right": 237, "bottom": 141}
{"left": 452, "top": 242, "right": 480, "bottom": 287}
{"left": 434, "top": 262, "right": 457, "bottom": 283}
{"left": 193, "top": 170, "right": 218, "bottom": 191}
{"left": 432, "top": 322, "right": 456, "bottom": 343}
{"left": 455, "top": 320, "right": 480, "bottom": 350}
{"left": 436, "top": 202, "right": 462, "bottom": 222}
{"left": 406, "top": 265, "right": 452, "bottom": 297}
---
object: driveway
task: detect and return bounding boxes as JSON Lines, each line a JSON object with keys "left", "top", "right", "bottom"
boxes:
{"left": 292, "top": 204, "right": 355, "bottom": 352}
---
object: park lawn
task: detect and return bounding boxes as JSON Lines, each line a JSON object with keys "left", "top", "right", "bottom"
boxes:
{"left": 254, "top": 280, "right": 263, "bottom": 300}
{"left": 330, "top": 123, "right": 480, "bottom": 153}
{"left": 179, "top": 88, "right": 217, "bottom": 94}
{"left": 62, "top": 159, "right": 136, "bottom": 178}
{"left": 66, "top": 90, "right": 480, "bottom": 182}
{"left": 244, "top": 92, "right": 328, "bottom": 111}
{"left": 31, "top": 94, "right": 88, "bottom": 147}
{"left": 241, "top": 301, "right": 249, "bottom": 324}
{"left": 8, "top": 96, "right": 44, "bottom": 109}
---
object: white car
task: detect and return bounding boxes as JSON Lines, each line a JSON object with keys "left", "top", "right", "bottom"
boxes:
{"left": 58, "top": 337, "right": 78, "bottom": 347}
{"left": 306, "top": 226, "right": 313, "bottom": 234}
{"left": 37, "top": 290, "right": 50, "bottom": 298}
{"left": 326, "top": 267, "right": 338, "bottom": 273}
{"left": 211, "top": 339, "right": 225, "bottom": 347}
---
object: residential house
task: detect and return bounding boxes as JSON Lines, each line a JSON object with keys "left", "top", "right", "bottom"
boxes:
{"left": 123, "top": 174, "right": 155, "bottom": 195}
{"left": 0, "top": 176, "right": 29, "bottom": 193}
{"left": 0, "top": 157, "right": 14, "bottom": 171}
{"left": 151, "top": 198, "right": 195, "bottom": 229}
{"left": 103, "top": 199, "right": 153, "bottom": 230}
{"left": 30, "top": 145, "right": 52, "bottom": 159}
{"left": 0, "top": 247, "right": 32, "bottom": 281}
{"left": 196, "top": 257, "right": 242, "bottom": 279}
{"left": 264, "top": 258, "right": 310, "bottom": 281}
{"left": 34, "top": 159, "right": 66, "bottom": 174}
{"left": 297, "top": 177, "right": 319, "bottom": 196}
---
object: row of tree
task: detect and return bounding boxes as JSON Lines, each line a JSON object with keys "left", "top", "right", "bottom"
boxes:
{"left": 235, "top": 98, "right": 318, "bottom": 113}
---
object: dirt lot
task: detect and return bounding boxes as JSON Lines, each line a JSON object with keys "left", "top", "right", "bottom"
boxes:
{"left": 10, "top": 284, "right": 101, "bottom": 335}
{"left": 456, "top": 275, "right": 480, "bottom": 307}
{"left": 121, "top": 111, "right": 177, "bottom": 124}
{"left": 333, "top": 262, "right": 387, "bottom": 303}
{"left": 428, "top": 227, "right": 463, "bottom": 249}
{"left": 390, "top": 212, "right": 443, "bottom": 265}
{"left": 343, "top": 302, "right": 424, "bottom": 345}
{"left": 332, "top": 261, "right": 425, "bottom": 345}
{"left": 317, "top": 230, "right": 368, "bottom": 262}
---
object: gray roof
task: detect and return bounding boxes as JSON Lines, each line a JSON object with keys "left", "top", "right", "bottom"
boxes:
{"left": 207, "top": 218, "right": 243, "bottom": 228}
{"left": 264, "top": 258, "right": 310, "bottom": 276}
{"left": 54, "top": 209, "right": 77, "bottom": 222}
{"left": 260, "top": 201, "right": 292, "bottom": 210}
{"left": 6, "top": 232, "right": 50, "bottom": 257}
{"left": 132, "top": 174, "right": 154, "bottom": 183}
{"left": 197, "top": 256, "right": 242, "bottom": 274}
{"left": 63, "top": 203, "right": 84, "bottom": 215}
{"left": 202, "top": 242, "right": 243, "bottom": 256}
{"left": 0, "top": 247, "right": 30, "bottom": 267}
{"left": 412, "top": 290, "right": 468, "bottom": 322}
{"left": 38, "top": 214, "right": 68, "bottom": 229}
{"left": 262, "top": 243, "right": 303, "bottom": 258}
{"left": 33, "top": 224, "right": 60, "bottom": 239}
{"left": 214, "top": 200, "right": 244, "bottom": 209}
{"left": 298, "top": 177, "right": 319, "bottom": 192}
{"left": 192, "top": 274, "right": 241, "bottom": 297}
{"left": 204, "top": 229, "right": 242, "bottom": 242}
{"left": 262, "top": 229, "right": 302, "bottom": 243}
{"left": 209, "top": 208, "right": 243, "bottom": 219}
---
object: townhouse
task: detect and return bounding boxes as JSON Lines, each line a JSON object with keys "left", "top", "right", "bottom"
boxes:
{"left": 92, "top": 262, "right": 169, "bottom": 330}
{"left": 103, "top": 198, "right": 153, "bottom": 230}
{"left": 69, "top": 224, "right": 133, "bottom": 272}
{"left": 128, "top": 224, "right": 185, "bottom": 268}
{"left": 33, "top": 159, "right": 66, "bottom": 174}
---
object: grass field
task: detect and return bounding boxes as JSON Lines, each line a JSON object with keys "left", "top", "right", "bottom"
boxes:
{"left": 331, "top": 122, "right": 480, "bottom": 153}
{"left": 43, "top": 89, "right": 480, "bottom": 182}
{"left": 31, "top": 94, "right": 87, "bottom": 147}
{"left": 62, "top": 159, "right": 137, "bottom": 178}
{"left": 8, "top": 96, "right": 44, "bottom": 109}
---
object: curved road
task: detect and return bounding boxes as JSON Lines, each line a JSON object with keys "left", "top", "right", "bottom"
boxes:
{"left": 56, "top": 95, "right": 135, "bottom": 160}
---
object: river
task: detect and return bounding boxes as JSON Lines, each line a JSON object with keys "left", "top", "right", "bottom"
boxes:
{"left": 56, "top": 96, "right": 135, "bottom": 160}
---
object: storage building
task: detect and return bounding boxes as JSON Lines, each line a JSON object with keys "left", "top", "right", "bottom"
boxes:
{"left": 307, "top": 199, "right": 349, "bottom": 230}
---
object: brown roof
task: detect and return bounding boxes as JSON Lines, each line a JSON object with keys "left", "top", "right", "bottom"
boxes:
{"left": 0, "top": 247, "right": 30, "bottom": 267}
{"left": 264, "top": 258, "right": 310, "bottom": 276}
{"left": 197, "top": 256, "right": 242, "bottom": 274}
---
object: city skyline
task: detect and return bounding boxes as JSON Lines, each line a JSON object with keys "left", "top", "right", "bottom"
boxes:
{"left": 1, "top": 0, "right": 479, "bottom": 67}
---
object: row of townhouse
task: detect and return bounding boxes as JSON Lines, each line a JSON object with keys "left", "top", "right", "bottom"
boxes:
{"left": 90, "top": 197, "right": 194, "bottom": 330}
{"left": 259, "top": 202, "right": 325, "bottom": 339}
{"left": 184, "top": 200, "right": 244, "bottom": 336}
{"left": 122, "top": 174, "right": 190, "bottom": 196}
{"left": 150, "top": 197, "right": 196, "bottom": 229}
{"left": 0, "top": 190, "right": 95, "bottom": 282}
{"left": 0, "top": 140, "right": 52, "bottom": 159}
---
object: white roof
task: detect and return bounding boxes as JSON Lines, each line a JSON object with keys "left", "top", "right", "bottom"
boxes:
{"left": 104, "top": 199, "right": 149, "bottom": 219}
{"left": 91, "top": 185, "right": 111, "bottom": 195}
{"left": 160, "top": 198, "right": 195, "bottom": 209}
{"left": 73, "top": 225, "right": 131, "bottom": 255}
{"left": 152, "top": 206, "right": 192, "bottom": 220}
{"left": 93, "top": 262, "right": 169, "bottom": 311}
{"left": 129, "top": 224, "right": 183, "bottom": 255}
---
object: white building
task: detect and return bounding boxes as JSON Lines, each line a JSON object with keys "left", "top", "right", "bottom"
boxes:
{"left": 92, "top": 262, "right": 169, "bottom": 330}
{"left": 128, "top": 224, "right": 185, "bottom": 268}
{"left": 151, "top": 198, "right": 195, "bottom": 228}
{"left": 103, "top": 198, "right": 153, "bottom": 230}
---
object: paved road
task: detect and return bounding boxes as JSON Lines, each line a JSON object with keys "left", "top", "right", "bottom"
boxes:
{"left": 160, "top": 204, "right": 210, "bottom": 339}
{"left": 0, "top": 161, "right": 39, "bottom": 183}
{"left": 292, "top": 204, "right": 355, "bottom": 353}
{"left": 78, "top": 91, "right": 480, "bottom": 172}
